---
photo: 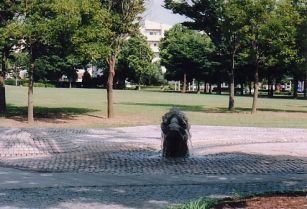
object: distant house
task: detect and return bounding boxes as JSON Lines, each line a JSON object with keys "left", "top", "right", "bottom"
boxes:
{"left": 75, "top": 66, "right": 104, "bottom": 83}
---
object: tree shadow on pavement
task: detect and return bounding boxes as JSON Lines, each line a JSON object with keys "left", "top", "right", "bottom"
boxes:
{"left": 0, "top": 149, "right": 306, "bottom": 208}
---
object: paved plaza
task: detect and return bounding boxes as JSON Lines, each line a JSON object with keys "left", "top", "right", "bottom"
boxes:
{"left": 0, "top": 126, "right": 307, "bottom": 208}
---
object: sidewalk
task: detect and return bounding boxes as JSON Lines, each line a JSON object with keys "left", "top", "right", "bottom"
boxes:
{"left": 0, "top": 126, "right": 306, "bottom": 208}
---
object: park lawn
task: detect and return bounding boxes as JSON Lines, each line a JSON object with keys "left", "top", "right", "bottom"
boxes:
{"left": 3, "top": 85, "right": 307, "bottom": 128}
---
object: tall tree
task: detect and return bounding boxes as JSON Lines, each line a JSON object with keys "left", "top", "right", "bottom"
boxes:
{"left": 71, "top": 0, "right": 111, "bottom": 72}
{"left": 243, "top": 0, "right": 300, "bottom": 113}
{"left": 101, "top": 0, "right": 145, "bottom": 118}
{"left": 20, "top": 0, "right": 58, "bottom": 123}
{"left": 292, "top": 0, "right": 307, "bottom": 98}
{"left": 221, "top": 0, "right": 249, "bottom": 110}
{"left": 116, "top": 34, "right": 154, "bottom": 90}
{"left": 160, "top": 24, "right": 215, "bottom": 93}
{"left": 0, "top": 0, "right": 19, "bottom": 114}
{"left": 44, "top": 0, "right": 110, "bottom": 88}
{"left": 165, "top": 0, "right": 248, "bottom": 111}
{"left": 11, "top": 0, "right": 110, "bottom": 123}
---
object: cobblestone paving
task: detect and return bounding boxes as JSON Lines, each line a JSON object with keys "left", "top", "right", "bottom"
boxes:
{"left": 0, "top": 126, "right": 307, "bottom": 208}
{"left": 1, "top": 126, "right": 307, "bottom": 175}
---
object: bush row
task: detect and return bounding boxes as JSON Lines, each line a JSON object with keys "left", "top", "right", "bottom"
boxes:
{"left": 5, "top": 78, "right": 55, "bottom": 88}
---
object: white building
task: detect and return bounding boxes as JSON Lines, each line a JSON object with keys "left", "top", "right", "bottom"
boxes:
{"left": 140, "top": 20, "right": 171, "bottom": 63}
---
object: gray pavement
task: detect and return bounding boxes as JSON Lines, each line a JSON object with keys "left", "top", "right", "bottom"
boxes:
{"left": 0, "top": 126, "right": 307, "bottom": 208}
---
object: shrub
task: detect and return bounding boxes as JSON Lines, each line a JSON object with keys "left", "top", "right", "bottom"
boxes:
{"left": 167, "top": 198, "right": 219, "bottom": 209}
{"left": 20, "top": 81, "right": 55, "bottom": 88}
{"left": 4, "top": 78, "right": 16, "bottom": 86}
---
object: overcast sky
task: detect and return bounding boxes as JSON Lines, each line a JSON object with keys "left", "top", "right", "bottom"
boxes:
{"left": 143, "top": 0, "right": 187, "bottom": 25}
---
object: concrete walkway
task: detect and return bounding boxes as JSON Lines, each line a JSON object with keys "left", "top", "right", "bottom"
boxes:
{"left": 0, "top": 126, "right": 307, "bottom": 208}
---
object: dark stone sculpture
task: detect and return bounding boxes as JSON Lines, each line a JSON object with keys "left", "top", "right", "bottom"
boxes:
{"left": 161, "top": 108, "right": 191, "bottom": 158}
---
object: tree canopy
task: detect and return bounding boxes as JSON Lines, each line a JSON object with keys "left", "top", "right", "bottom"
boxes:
{"left": 160, "top": 24, "right": 215, "bottom": 93}
{"left": 100, "top": 0, "right": 145, "bottom": 118}
{"left": 164, "top": 0, "right": 307, "bottom": 112}
{"left": 116, "top": 34, "right": 156, "bottom": 90}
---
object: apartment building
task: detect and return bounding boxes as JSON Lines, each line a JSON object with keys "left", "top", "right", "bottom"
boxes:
{"left": 140, "top": 20, "right": 171, "bottom": 62}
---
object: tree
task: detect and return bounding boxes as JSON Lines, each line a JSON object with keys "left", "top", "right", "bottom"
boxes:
{"left": 221, "top": 0, "right": 249, "bottom": 110}
{"left": 14, "top": 0, "right": 75, "bottom": 122}
{"left": 70, "top": 0, "right": 111, "bottom": 72}
{"left": 101, "top": 0, "right": 145, "bottom": 118}
{"left": 165, "top": 0, "right": 248, "bottom": 110}
{"left": 160, "top": 24, "right": 215, "bottom": 93}
{"left": 116, "top": 34, "right": 154, "bottom": 90}
{"left": 8, "top": 51, "right": 29, "bottom": 86}
{"left": 243, "top": 0, "right": 301, "bottom": 113}
{"left": 82, "top": 69, "right": 92, "bottom": 88}
{"left": 43, "top": 0, "right": 111, "bottom": 90}
{"left": 292, "top": 0, "right": 307, "bottom": 98}
{"left": 0, "top": 0, "right": 19, "bottom": 114}
{"left": 9, "top": 0, "right": 110, "bottom": 123}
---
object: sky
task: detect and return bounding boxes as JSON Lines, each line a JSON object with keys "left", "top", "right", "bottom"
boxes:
{"left": 143, "top": 0, "right": 187, "bottom": 26}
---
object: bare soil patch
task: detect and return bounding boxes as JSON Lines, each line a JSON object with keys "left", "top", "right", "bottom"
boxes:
{"left": 216, "top": 195, "right": 307, "bottom": 209}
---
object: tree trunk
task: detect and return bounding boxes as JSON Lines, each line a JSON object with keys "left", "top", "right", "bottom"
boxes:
{"left": 217, "top": 82, "right": 222, "bottom": 95}
{"left": 249, "top": 82, "right": 252, "bottom": 96}
{"left": 28, "top": 63, "right": 34, "bottom": 123}
{"left": 197, "top": 80, "right": 200, "bottom": 94}
{"left": 0, "top": 84, "right": 5, "bottom": 116}
{"left": 14, "top": 63, "right": 18, "bottom": 86}
{"left": 228, "top": 54, "right": 235, "bottom": 111}
{"left": 270, "top": 82, "right": 274, "bottom": 98}
{"left": 209, "top": 83, "right": 212, "bottom": 94}
{"left": 0, "top": 48, "right": 8, "bottom": 115}
{"left": 251, "top": 63, "right": 259, "bottom": 114}
{"left": 203, "top": 81, "right": 207, "bottom": 93}
{"left": 293, "top": 77, "right": 298, "bottom": 99}
{"left": 268, "top": 75, "right": 274, "bottom": 98}
{"left": 267, "top": 75, "right": 270, "bottom": 97}
{"left": 228, "top": 54, "right": 236, "bottom": 110}
{"left": 0, "top": 73, "right": 5, "bottom": 116}
{"left": 240, "top": 82, "right": 244, "bottom": 95}
{"left": 228, "top": 79, "right": 235, "bottom": 111}
{"left": 182, "top": 73, "right": 187, "bottom": 93}
{"left": 107, "top": 55, "right": 116, "bottom": 118}
{"left": 304, "top": 78, "right": 307, "bottom": 98}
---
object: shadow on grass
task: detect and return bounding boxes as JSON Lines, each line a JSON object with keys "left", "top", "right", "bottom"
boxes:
{"left": 119, "top": 102, "right": 307, "bottom": 114}
{"left": 4, "top": 104, "right": 99, "bottom": 123}
{"left": 222, "top": 107, "right": 307, "bottom": 113}
{"left": 118, "top": 102, "right": 204, "bottom": 112}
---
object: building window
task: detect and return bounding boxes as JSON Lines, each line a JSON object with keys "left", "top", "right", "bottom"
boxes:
{"left": 149, "top": 31, "right": 161, "bottom": 36}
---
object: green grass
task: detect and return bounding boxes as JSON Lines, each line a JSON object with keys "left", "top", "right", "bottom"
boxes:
{"left": 4, "top": 85, "right": 307, "bottom": 128}
{"left": 167, "top": 198, "right": 219, "bottom": 209}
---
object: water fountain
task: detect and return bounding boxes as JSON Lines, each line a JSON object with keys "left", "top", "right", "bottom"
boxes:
{"left": 161, "top": 108, "right": 191, "bottom": 158}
